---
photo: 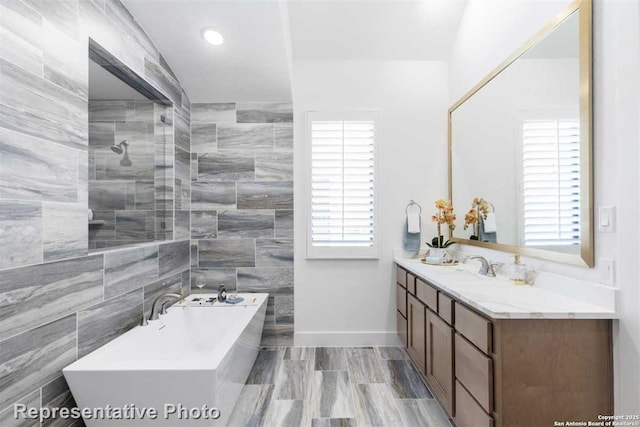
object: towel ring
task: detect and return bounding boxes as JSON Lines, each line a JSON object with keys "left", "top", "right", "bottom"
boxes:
{"left": 406, "top": 200, "right": 422, "bottom": 215}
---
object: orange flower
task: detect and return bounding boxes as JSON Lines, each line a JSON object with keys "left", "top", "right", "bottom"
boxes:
{"left": 435, "top": 199, "right": 448, "bottom": 209}
{"left": 429, "top": 199, "right": 457, "bottom": 247}
{"left": 464, "top": 208, "right": 478, "bottom": 230}
{"left": 471, "top": 198, "right": 490, "bottom": 220}
{"left": 431, "top": 200, "right": 456, "bottom": 228}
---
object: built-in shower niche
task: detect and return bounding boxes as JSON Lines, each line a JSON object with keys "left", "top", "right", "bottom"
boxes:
{"left": 87, "top": 40, "right": 173, "bottom": 251}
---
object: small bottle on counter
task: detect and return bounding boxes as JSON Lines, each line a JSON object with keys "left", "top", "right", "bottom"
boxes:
{"left": 218, "top": 284, "right": 227, "bottom": 302}
{"left": 510, "top": 254, "right": 527, "bottom": 285}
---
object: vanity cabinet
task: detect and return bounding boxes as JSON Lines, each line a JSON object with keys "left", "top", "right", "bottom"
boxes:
{"left": 396, "top": 268, "right": 408, "bottom": 347}
{"left": 455, "top": 303, "right": 492, "bottom": 354}
{"left": 416, "top": 277, "right": 438, "bottom": 311}
{"left": 406, "top": 293, "right": 427, "bottom": 373}
{"left": 455, "top": 380, "right": 493, "bottom": 427}
{"left": 426, "top": 308, "right": 454, "bottom": 414}
{"left": 396, "top": 266, "right": 454, "bottom": 411}
{"left": 394, "top": 264, "right": 613, "bottom": 427}
{"left": 396, "top": 283, "right": 408, "bottom": 347}
{"left": 396, "top": 266, "right": 407, "bottom": 288}
{"left": 454, "top": 333, "right": 493, "bottom": 414}
{"left": 488, "top": 319, "right": 612, "bottom": 427}
{"left": 397, "top": 311, "right": 408, "bottom": 347}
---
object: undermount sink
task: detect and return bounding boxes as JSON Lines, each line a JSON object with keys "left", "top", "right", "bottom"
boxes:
{"left": 437, "top": 267, "right": 476, "bottom": 276}
{"left": 430, "top": 265, "right": 500, "bottom": 286}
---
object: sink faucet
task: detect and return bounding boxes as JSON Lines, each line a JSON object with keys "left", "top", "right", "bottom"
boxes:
{"left": 466, "top": 256, "right": 497, "bottom": 277}
{"left": 145, "top": 293, "right": 182, "bottom": 324}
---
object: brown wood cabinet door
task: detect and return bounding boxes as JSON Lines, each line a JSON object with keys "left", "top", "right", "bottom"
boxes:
{"left": 397, "top": 311, "right": 408, "bottom": 348}
{"left": 396, "top": 283, "right": 407, "bottom": 317}
{"left": 407, "top": 294, "right": 426, "bottom": 374}
{"left": 426, "top": 309, "right": 454, "bottom": 416}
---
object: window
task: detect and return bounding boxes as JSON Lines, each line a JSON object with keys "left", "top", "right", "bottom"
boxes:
{"left": 521, "top": 118, "right": 580, "bottom": 247}
{"left": 306, "top": 112, "right": 378, "bottom": 259}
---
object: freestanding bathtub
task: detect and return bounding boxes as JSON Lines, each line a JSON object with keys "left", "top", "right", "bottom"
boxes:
{"left": 63, "top": 293, "right": 268, "bottom": 426}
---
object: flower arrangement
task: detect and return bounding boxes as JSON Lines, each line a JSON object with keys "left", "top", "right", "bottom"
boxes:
{"left": 464, "top": 197, "right": 490, "bottom": 240}
{"left": 427, "top": 199, "right": 456, "bottom": 248}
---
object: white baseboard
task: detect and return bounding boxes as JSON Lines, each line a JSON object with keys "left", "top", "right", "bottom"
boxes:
{"left": 294, "top": 331, "right": 401, "bottom": 347}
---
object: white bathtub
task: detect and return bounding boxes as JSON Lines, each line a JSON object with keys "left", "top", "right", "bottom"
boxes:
{"left": 63, "top": 293, "right": 268, "bottom": 426}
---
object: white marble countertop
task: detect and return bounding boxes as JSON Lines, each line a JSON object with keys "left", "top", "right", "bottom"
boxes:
{"left": 394, "top": 252, "right": 618, "bottom": 320}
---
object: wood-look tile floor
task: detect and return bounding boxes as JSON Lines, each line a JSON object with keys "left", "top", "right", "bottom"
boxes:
{"left": 228, "top": 346, "right": 454, "bottom": 427}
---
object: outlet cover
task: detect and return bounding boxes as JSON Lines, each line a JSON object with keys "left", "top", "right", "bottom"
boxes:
{"left": 598, "top": 206, "right": 616, "bottom": 232}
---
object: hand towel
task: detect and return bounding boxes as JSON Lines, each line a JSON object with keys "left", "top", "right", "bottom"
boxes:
{"left": 483, "top": 213, "right": 497, "bottom": 233}
{"left": 480, "top": 215, "right": 497, "bottom": 243}
{"left": 403, "top": 219, "right": 421, "bottom": 252}
{"left": 407, "top": 212, "right": 420, "bottom": 233}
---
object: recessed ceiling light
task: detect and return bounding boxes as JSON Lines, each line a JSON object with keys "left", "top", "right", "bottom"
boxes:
{"left": 202, "top": 29, "right": 224, "bottom": 46}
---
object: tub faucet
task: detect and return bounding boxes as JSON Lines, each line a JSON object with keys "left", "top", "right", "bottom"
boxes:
{"left": 148, "top": 293, "right": 182, "bottom": 322}
{"left": 466, "top": 256, "right": 497, "bottom": 277}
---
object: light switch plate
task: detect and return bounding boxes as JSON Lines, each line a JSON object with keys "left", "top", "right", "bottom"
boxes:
{"left": 598, "top": 206, "right": 616, "bottom": 232}
{"left": 599, "top": 258, "right": 615, "bottom": 286}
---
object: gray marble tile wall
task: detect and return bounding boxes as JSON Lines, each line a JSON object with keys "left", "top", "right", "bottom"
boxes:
{"left": 0, "top": 0, "right": 193, "bottom": 424}
{"left": 0, "top": 0, "right": 192, "bottom": 268}
{"left": 0, "top": 239, "right": 191, "bottom": 422}
{"left": 190, "top": 102, "right": 294, "bottom": 346}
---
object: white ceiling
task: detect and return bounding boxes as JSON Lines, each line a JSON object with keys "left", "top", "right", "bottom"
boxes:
{"left": 123, "top": 0, "right": 468, "bottom": 103}
{"left": 288, "top": 0, "right": 468, "bottom": 60}
{"left": 123, "top": 0, "right": 293, "bottom": 103}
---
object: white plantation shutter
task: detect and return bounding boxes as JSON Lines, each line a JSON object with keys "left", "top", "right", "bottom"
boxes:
{"left": 306, "top": 112, "right": 378, "bottom": 259}
{"left": 522, "top": 119, "right": 580, "bottom": 247}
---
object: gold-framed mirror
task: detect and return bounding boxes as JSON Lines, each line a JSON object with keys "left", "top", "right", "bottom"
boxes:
{"left": 448, "top": 0, "right": 593, "bottom": 267}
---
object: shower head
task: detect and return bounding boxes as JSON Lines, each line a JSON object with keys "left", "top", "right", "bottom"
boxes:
{"left": 111, "top": 140, "right": 128, "bottom": 155}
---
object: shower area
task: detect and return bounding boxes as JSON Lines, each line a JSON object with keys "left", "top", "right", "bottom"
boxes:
{"left": 87, "top": 48, "right": 172, "bottom": 250}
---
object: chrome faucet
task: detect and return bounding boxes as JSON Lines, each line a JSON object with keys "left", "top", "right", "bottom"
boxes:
{"left": 146, "top": 293, "right": 182, "bottom": 323}
{"left": 466, "top": 256, "right": 497, "bottom": 277}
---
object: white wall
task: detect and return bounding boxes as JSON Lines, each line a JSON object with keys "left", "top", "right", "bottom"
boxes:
{"left": 449, "top": 0, "right": 640, "bottom": 412}
{"left": 292, "top": 60, "right": 448, "bottom": 345}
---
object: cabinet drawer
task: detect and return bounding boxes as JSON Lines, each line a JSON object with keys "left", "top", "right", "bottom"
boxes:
{"left": 407, "top": 272, "right": 417, "bottom": 295}
{"left": 438, "top": 293, "right": 454, "bottom": 325}
{"left": 455, "top": 303, "right": 492, "bottom": 354}
{"left": 397, "top": 266, "right": 407, "bottom": 288}
{"left": 453, "top": 381, "right": 493, "bottom": 427}
{"left": 455, "top": 333, "right": 493, "bottom": 413}
{"left": 397, "top": 311, "right": 407, "bottom": 348}
{"left": 416, "top": 278, "right": 438, "bottom": 311}
{"left": 397, "top": 283, "right": 407, "bottom": 317}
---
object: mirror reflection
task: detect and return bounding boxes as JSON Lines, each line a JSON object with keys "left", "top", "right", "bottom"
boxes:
{"left": 88, "top": 57, "right": 170, "bottom": 250}
{"left": 451, "top": 12, "right": 582, "bottom": 255}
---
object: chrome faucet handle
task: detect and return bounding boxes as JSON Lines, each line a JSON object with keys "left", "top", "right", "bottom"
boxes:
{"left": 486, "top": 265, "right": 497, "bottom": 277}
{"left": 467, "top": 256, "right": 496, "bottom": 277}
{"left": 149, "top": 292, "right": 182, "bottom": 321}
{"left": 160, "top": 300, "right": 172, "bottom": 315}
